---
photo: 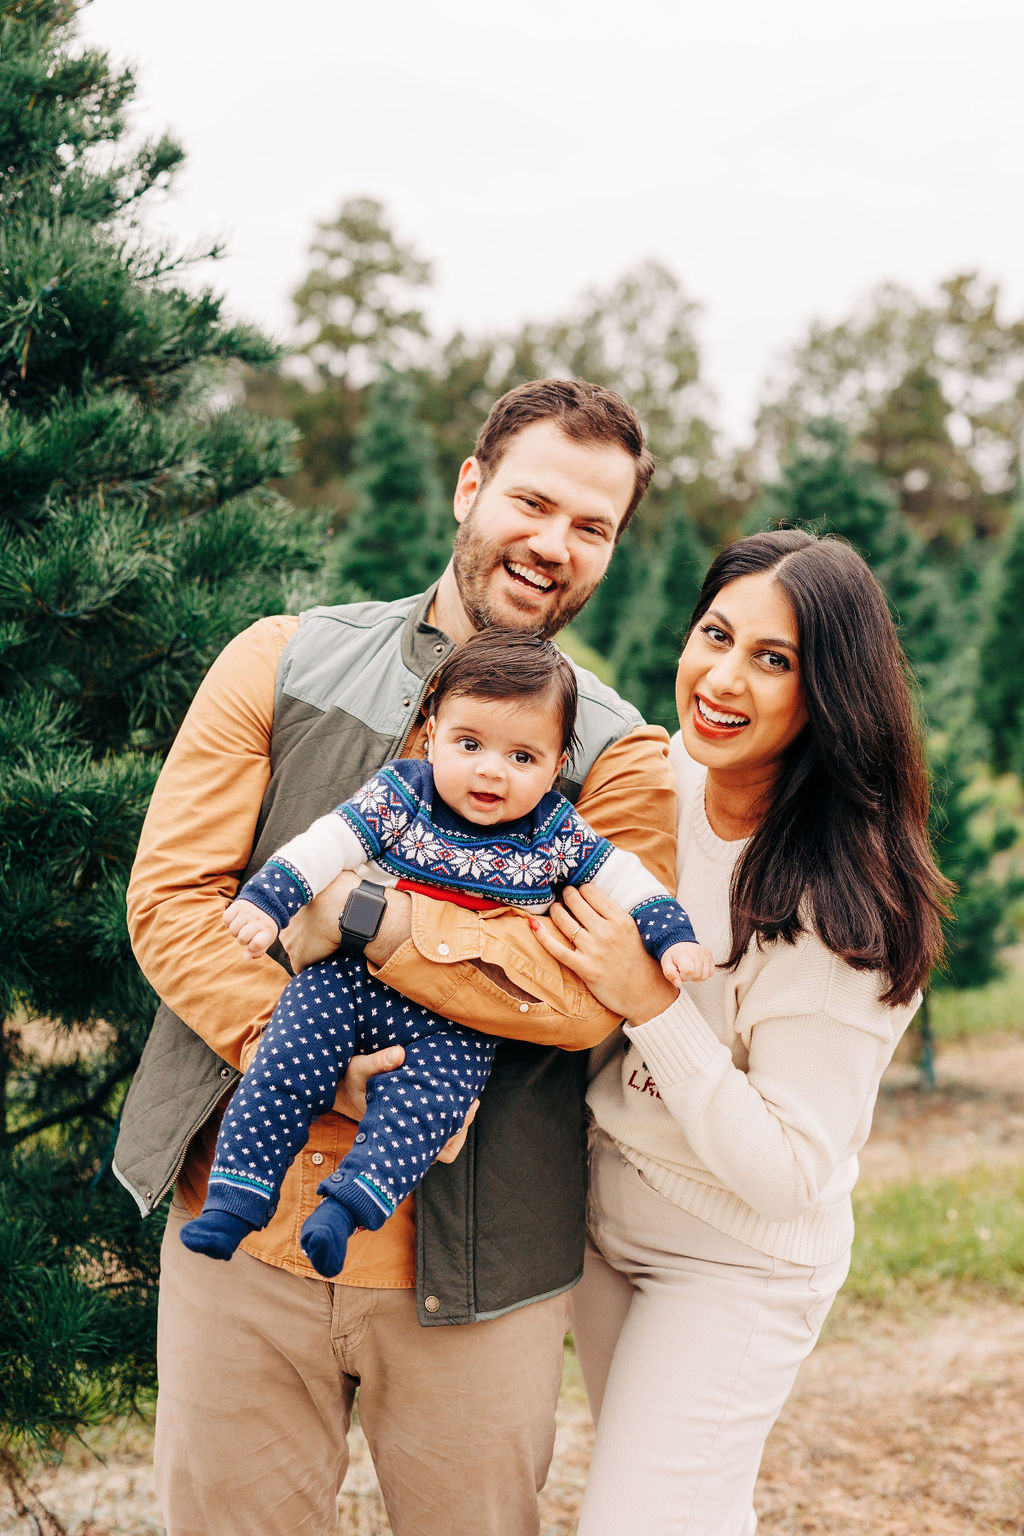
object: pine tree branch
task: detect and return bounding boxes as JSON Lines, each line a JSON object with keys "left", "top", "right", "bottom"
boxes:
{"left": 8, "top": 1061, "right": 133, "bottom": 1148}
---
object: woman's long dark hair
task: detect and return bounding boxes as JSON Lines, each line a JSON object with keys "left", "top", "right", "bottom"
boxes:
{"left": 687, "top": 529, "right": 952, "bottom": 1006}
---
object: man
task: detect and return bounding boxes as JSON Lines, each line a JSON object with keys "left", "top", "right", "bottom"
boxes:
{"left": 116, "top": 378, "right": 677, "bottom": 1536}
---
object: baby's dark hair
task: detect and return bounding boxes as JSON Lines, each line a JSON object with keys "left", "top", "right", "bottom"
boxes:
{"left": 429, "top": 628, "right": 580, "bottom": 759}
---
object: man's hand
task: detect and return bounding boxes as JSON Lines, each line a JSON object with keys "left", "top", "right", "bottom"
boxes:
{"left": 223, "top": 898, "right": 280, "bottom": 959}
{"left": 333, "top": 1046, "right": 479, "bottom": 1164}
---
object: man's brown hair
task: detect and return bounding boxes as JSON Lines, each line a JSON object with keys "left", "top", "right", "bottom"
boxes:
{"left": 473, "top": 378, "right": 655, "bottom": 536}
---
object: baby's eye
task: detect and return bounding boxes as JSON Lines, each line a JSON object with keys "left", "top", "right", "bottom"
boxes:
{"left": 512, "top": 751, "right": 535, "bottom": 766}
{"left": 457, "top": 737, "right": 480, "bottom": 752}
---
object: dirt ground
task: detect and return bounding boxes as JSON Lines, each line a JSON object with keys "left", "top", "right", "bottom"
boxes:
{"left": 5, "top": 1034, "right": 1023, "bottom": 1535}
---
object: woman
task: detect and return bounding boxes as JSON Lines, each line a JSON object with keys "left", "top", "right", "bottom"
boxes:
{"left": 534, "top": 529, "right": 951, "bottom": 1535}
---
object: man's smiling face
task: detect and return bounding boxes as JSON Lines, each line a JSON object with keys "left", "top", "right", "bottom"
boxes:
{"left": 449, "top": 419, "right": 636, "bottom": 640}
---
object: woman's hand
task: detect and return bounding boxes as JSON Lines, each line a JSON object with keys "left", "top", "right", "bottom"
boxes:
{"left": 332, "top": 1046, "right": 478, "bottom": 1164}
{"left": 531, "top": 885, "right": 679, "bottom": 1025}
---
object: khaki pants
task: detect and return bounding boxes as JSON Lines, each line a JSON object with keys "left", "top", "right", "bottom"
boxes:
{"left": 156, "top": 1194, "right": 569, "bottom": 1536}
{"left": 574, "top": 1135, "right": 849, "bottom": 1536}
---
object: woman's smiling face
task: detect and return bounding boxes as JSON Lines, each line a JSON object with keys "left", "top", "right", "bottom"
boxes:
{"left": 675, "top": 571, "right": 809, "bottom": 785}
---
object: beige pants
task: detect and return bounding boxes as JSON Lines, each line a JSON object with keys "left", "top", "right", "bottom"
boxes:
{"left": 156, "top": 1194, "right": 569, "bottom": 1536}
{"left": 573, "top": 1134, "right": 849, "bottom": 1536}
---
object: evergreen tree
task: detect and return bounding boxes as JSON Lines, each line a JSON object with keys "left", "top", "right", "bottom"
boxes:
{"left": 571, "top": 529, "right": 644, "bottom": 659}
{"left": 244, "top": 198, "right": 436, "bottom": 517}
{"left": 327, "top": 368, "right": 449, "bottom": 602}
{"left": 747, "top": 420, "right": 953, "bottom": 699}
{"left": 754, "top": 272, "right": 1024, "bottom": 542}
{"left": 928, "top": 747, "right": 1024, "bottom": 991}
{"left": 613, "top": 496, "right": 707, "bottom": 730}
{"left": 0, "top": 0, "right": 323, "bottom": 1486}
{"left": 976, "top": 482, "right": 1024, "bottom": 775}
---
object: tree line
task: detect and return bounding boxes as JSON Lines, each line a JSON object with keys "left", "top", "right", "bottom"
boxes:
{"left": 1, "top": 0, "right": 1022, "bottom": 1495}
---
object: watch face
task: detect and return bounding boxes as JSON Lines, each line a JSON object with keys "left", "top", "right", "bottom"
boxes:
{"left": 345, "top": 889, "right": 385, "bottom": 938}
{"left": 341, "top": 884, "right": 387, "bottom": 950}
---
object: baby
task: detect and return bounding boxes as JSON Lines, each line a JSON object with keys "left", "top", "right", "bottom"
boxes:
{"left": 180, "top": 628, "right": 712, "bottom": 1277}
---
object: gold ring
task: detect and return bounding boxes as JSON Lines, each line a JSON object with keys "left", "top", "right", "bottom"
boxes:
{"left": 569, "top": 921, "right": 582, "bottom": 946}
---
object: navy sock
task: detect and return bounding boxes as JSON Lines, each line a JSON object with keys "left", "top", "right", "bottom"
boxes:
{"left": 180, "top": 1209, "right": 255, "bottom": 1261}
{"left": 300, "top": 1200, "right": 358, "bottom": 1278}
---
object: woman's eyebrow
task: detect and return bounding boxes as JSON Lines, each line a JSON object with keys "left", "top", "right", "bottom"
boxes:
{"left": 706, "top": 608, "right": 799, "bottom": 652}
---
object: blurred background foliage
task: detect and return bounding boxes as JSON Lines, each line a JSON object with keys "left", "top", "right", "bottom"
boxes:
{"left": 3, "top": 0, "right": 1024, "bottom": 1501}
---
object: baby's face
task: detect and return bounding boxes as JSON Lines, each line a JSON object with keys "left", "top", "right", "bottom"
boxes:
{"left": 426, "top": 693, "right": 567, "bottom": 826}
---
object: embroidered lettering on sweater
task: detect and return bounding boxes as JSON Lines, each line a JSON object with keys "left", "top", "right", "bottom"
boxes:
{"left": 627, "top": 1062, "right": 662, "bottom": 1100}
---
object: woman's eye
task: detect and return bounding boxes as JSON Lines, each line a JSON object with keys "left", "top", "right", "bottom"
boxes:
{"left": 700, "top": 624, "right": 729, "bottom": 645}
{"left": 760, "top": 651, "right": 790, "bottom": 672}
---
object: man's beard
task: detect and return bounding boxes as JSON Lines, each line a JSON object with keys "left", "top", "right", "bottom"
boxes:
{"left": 451, "top": 504, "right": 600, "bottom": 640}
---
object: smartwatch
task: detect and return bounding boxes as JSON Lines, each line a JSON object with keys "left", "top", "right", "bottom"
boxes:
{"left": 338, "top": 880, "right": 388, "bottom": 957}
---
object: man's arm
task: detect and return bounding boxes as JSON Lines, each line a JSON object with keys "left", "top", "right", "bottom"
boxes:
{"left": 126, "top": 617, "right": 299, "bottom": 1072}
{"left": 368, "top": 724, "right": 677, "bottom": 1049}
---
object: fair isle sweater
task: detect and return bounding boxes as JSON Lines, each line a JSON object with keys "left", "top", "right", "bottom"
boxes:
{"left": 243, "top": 757, "right": 694, "bottom": 959}
{"left": 587, "top": 734, "right": 920, "bottom": 1266}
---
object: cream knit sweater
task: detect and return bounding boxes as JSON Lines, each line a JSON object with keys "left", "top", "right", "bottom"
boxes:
{"left": 586, "top": 735, "right": 920, "bottom": 1266}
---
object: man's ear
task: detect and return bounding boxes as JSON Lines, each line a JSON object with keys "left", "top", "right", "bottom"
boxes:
{"left": 426, "top": 715, "right": 437, "bottom": 762}
{"left": 453, "top": 457, "right": 482, "bottom": 525}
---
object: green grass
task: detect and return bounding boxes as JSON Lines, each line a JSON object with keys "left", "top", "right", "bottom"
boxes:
{"left": 846, "top": 1162, "right": 1024, "bottom": 1306}
{"left": 928, "top": 968, "right": 1024, "bottom": 1040}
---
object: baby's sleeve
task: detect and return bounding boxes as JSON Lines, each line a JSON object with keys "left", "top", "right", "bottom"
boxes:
{"left": 237, "top": 758, "right": 426, "bottom": 931}
{"left": 583, "top": 841, "right": 698, "bottom": 961}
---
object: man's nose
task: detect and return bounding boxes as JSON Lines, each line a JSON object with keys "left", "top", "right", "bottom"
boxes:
{"left": 527, "top": 517, "right": 571, "bottom": 564}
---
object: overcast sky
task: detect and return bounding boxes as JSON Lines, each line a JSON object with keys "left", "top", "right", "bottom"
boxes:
{"left": 77, "top": 0, "right": 1024, "bottom": 443}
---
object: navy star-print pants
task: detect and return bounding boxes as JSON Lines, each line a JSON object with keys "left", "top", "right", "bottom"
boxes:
{"left": 204, "top": 958, "right": 497, "bottom": 1229}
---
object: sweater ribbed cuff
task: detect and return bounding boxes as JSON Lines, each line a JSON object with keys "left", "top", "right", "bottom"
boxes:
{"left": 624, "top": 991, "right": 724, "bottom": 1083}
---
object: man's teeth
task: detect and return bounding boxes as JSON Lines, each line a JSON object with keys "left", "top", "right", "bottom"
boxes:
{"left": 697, "top": 698, "right": 748, "bottom": 727}
{"left": 507, "top": 561, "right": 554, "bottom": 591}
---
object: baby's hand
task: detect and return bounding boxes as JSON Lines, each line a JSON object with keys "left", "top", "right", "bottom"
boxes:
{"left": 661, "top": 941, "right": 715, "bottom": 986}
{"left": 223, "top": 898, "right": 280, "bottom": 959}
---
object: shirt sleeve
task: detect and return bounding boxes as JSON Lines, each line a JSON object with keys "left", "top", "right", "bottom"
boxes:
{"left": 370, "top": 724, "right": 678, "bottom": 1049}
{"left": 622, "top": 941, "right": 920, "bottom": 1220}
{"left": 126, "top": 616, "right": 299, "bottom": 1070}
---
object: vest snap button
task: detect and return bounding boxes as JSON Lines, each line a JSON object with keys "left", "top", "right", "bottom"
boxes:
{"left": 424, "top": 1295, "right": 440, "bottom": 1313}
